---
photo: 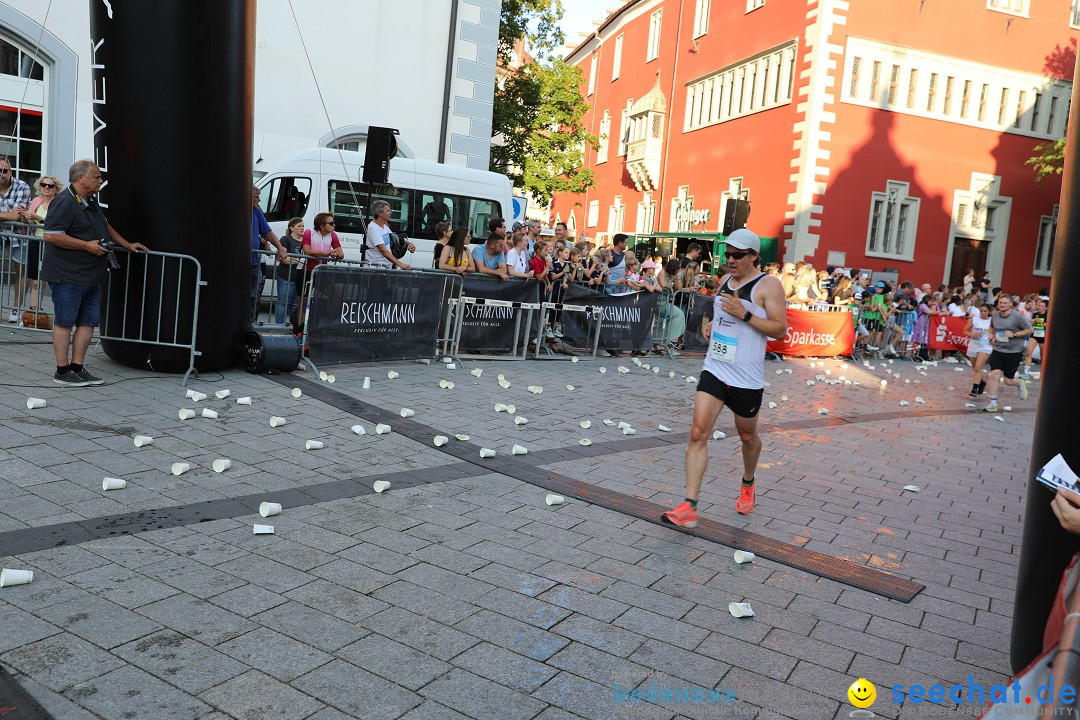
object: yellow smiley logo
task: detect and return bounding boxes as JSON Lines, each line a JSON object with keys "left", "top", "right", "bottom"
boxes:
{"left": 848, "top": 678, "right": 876, "bottom": 709}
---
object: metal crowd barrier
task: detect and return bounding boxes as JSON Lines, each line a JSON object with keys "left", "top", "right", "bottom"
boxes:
{"left": 671, "top": 289, "right": 712, "bottom": 356}
{"left": 1, "top": 227, "right": 50, "bottom": 331}
{"left": 1, "top": 227, "right": 205, "bottom": 384}
{"left": 300, "top": 263, "right": 464, "bottom": 375}
{"left": 532, "top": 282, "right": 602, "bottom": 360}
{"left": 450, "top": 276, "right": 539, "bottom": 361}
{"left": 100, "top": 246, "right": 206, "bottom": 385}
{"left": 250, "top": 247, "right": 373, "bottom": 328}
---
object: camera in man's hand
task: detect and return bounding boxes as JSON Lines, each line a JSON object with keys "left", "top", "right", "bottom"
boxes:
{"left": 99, "top": 240, "right": 122, "bottom": 271}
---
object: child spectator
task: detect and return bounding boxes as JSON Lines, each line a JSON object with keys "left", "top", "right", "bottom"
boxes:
{"left": 698, "top": 276, "right": 719, "bottom": 296}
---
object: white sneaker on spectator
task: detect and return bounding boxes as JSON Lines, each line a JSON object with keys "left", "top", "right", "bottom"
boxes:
{"left": 597, "top": 349, "right": 611, "bottom": 357}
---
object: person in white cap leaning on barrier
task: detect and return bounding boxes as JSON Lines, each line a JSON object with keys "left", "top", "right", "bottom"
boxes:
{"left": 662, "top": 228, "right": 787, "bottom": 526}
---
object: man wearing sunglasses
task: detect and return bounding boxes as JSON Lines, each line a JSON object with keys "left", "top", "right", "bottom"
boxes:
{"left": 42, "top": 160, "right": 148, "bottom": 386}
{"left": 662, "top": 228, "right": 787, "bottom": 525}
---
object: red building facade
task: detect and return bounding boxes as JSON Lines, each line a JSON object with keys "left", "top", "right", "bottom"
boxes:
{"left": 550, "top": 0, "right": 1078, "bottom": 292}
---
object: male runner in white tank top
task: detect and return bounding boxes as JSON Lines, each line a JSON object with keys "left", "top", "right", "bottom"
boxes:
{"left": 662, "top": 229, "right": 787, "bottom": 525}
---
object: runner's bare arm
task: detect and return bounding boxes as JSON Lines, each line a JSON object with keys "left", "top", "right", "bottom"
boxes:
{"left": 748, "top": 276, "right": 788, "bottom": 340}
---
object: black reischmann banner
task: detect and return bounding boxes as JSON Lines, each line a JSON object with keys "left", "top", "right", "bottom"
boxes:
{"left": 458, "top": 275, "right": 541, "bottom": 353}
{"left": 306, "top": 266, "right": 443, "bottom": 364}
{"left": 560, "top": 284, "right": 658, "bottom": 352}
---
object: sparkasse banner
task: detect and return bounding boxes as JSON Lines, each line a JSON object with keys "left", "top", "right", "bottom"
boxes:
{"left": 927, "top": 316, "right": 970, "bottom": 353}
{"left": 767, "top": 308, "right": 855, "bottom": 357}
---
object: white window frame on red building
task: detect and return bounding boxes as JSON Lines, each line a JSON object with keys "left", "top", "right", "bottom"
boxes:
{"left": 865, "top": 180, "right": 920, "bottom": 263}
{"left": 1034, "top": 205, "right": 1057, "bottom": 277}
{"left": 608, "top": 195, "right": 625, "bottom": 234}
{"left": 618, "top": 99, "right": 632, "bottom": 156}
{"left": 684, "top": 40, "right": 797, "bottom": 132}
{"left": 647, "top": 9, "right": 662, "bottom": 62}
{"left": 693, "top": 0, "right": 710, "bottom": 38}
{"left": 587, "top": 200, "right": 600, "bottom": 227}
{"left": 597, "top": 110, "right": 611, "bottom": 164}
{"left": 587, "top": 55, "right": 598, "bottom": 96}
{"left": 637, "top": 191, "right": 656, "bottom": 233}
{"left": 745, "top": 0, "right": 765, "bottom": 13}
{"left": 987, "top": 0, "right": 1029, "bottom": 18}
{"left": 1072, "top": 0, "right": 1080, "bottom": 29}
{"left": 612, "top": 35, "right": 624, "bottom": 80}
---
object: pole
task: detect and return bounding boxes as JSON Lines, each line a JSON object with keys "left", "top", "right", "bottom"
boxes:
{"left": 1010, "top": 59, "right": 1080, "bottom": 672}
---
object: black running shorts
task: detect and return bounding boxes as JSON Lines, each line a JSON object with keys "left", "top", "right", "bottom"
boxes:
{"left": 696, "top": 370, "right": 764, "bottom": 419}
{"left": 988, "top": 350, "right": 1022, "bottom": 379}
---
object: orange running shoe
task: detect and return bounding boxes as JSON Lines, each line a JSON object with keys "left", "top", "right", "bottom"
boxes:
{"left": 736, "top": 483, "right": 756, "bottom": 515}
{"left": 661, "top": 501, "right": 698, "bottom": 528}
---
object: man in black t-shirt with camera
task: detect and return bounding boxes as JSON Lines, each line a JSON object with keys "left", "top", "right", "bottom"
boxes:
{"left": 42, "top": 160, "right": 148, "bottom": 386}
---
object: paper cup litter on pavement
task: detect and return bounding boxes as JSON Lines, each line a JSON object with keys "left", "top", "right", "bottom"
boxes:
{"left": 514, "top": 416, "right": 528, "bottom": 426}
{"left": 455, "top": 434, "right": 470, "bottom": 441}
{"left": 305, "top": 440, "right": 324, "bottom": 450}
{"left": 506, "top": 405, "right": 516, "bottom": 414}
{"left": 236, "top": 396, "right": 252, "bottom": 405}
{"left": 326, "top": 375, "right": 335, "bottom": 383}
{"left": 102, "top": 477, "right": 126, "bottom": 491}
{"left": 618, "top": 421, "right": 631, "bottom": 429}
{"left": 201, "top": 409, "right": 218, "bottom": 419}
{"left": 270, "top": 416, "right": 287, "bottom": 428}
{"left": 712, "top": 431, "right": 726, "bottom": 440}
{"left": 375, "top": 424, "right": 391, "bottom": 434}
{"left": 26, "top": 397, "right": 45, "bottom": 409}
{"left": 291, "top": 388, "right": 303, "bottom": 398}
{"left": 658, "top": 424, "right": 671, "bottom": 432}
{"left": 480, "top": 448, "right": 496, "bottom": 458}
{"left": 446, "top": 363, "right": 456, "bottom": 370}
{"left": 351, "top": 424, "right": 366, "bottom": 435}
{"left": 400, "top": 408, "right": 415, "bottom": 418}
{"left": 733, "top": 550, "right": 755, "bottom": 564}
{"left": 603, "top": 419, "right": 615, "bottom": 426}
{"left": 545, "top": 494, "right": 565, "bottom": 506}
{"left": 566, "top": 384, "right": 575, "bottom": 391}
{"left": 362, "top": 377, "right": 371, "bottom": 389}
{"left": 598, "top": 367, "right": 606, "bottom": 374}
{"left": 259, "top": 502, "right": 281, "bottom": 517}
{"left": 185, "top": 389, "right": 198, "bottom": 399}
{"left": 728, "top": 602, "right": 755, "bottom": 618}
{"left": 580, "top": 421, "right": 591, "bottom": 429}
{"left": 386, "top": 371, "right": 399, "bottom": 379}
{"left": 319, "top": 371, "right": 328, "bottom": 381}
{"left": 373, "top": 480, "right": 391, "bottom": 493}
{"left": 133, "top": 435, "right": 154, "bottom": 448}
{"left": 215, "top": 389, "right": 231, "bottom": 399}
{"left": 0, "top": 568, "right": 33, "bottom": 587}
{"left": 903, "top": 485, "right": 920, "bottom": 492}
{"left": 178, "top": 408, "right": 196, "bottom": 420}
{"left": 471, "top": 368, "right": 483, "bottom": 377}
{"left": 495, "top": 403, "right": 507, "bottom": 412}
{"left": 212, "top": 459, "right": 232, "bottom": 473}
{"left": 253, "top": 524, "right": 275, "bottom": 535}
{"left": 622, "top": 427, "right": 637, "bottom": 435}
{"left": 571, "top": 357, "right": 579, "bottom": 363}
{"left": 191, "top": 392, "right": 207, "bottom": 402}
{"left": 579, "top": 438, "right": 592, "bottom": 446}
{"left": 434, "top": 435, "right": 449, "bottom": 447}
{"left": 512, "top": 444, "right": 528, "bottom": 455}
{"left": 171, "top": 462, "right": 191, "bottom": 476}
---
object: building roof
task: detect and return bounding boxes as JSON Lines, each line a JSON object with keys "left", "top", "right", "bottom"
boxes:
{"left": 564, "top": 0, "right": 640, "bottom": 63}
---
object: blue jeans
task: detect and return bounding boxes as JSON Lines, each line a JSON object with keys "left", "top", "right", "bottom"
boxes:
{"left": 275, "top": 278, "right": 298, "bottom": 324}
{"left": 51, "top": 282, "right": 100, "bottom": 328}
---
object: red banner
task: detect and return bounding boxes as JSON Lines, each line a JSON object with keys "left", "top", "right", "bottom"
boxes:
{"left": 767, "top": 308, "right": 854, "bottom": 357}
{"left": 927, "top": 316, "right": 970, "bottom": 352}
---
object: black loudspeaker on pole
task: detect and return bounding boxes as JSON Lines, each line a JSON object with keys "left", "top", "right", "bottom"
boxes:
{"left": 1010, "top": 61, "right": 1080, "bottom": 672}
{"left": 89, "top": 0, "right": 255, "bottom": 372}
{"left": 363, "top": 127, "right": 398, "bottom": 184}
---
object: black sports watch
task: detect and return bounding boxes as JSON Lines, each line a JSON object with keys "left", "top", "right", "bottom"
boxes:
{"left": 742, "top": 310, "right": 753, "bottom": 322}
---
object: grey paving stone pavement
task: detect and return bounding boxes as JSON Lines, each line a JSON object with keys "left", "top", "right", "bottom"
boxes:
{"left": 0, "top": 334, "right": 1037, "bottom": 719}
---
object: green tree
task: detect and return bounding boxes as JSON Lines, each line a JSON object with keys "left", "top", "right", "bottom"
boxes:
{"left": 498, "top": 0, "right": 565, "bottom": 64}
{"left": 492, "top": 60, "right": 597, "bottom": 204}
{"left": 492, "top": 0, "right": 597, "bottom": 204}
{"left": 1027, "top": 138, "right": 1066, "bottom": 185}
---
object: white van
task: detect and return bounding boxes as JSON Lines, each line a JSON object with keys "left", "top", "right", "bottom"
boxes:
{"left": 254, "top": 147, "right": 513, "bottom": 269}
